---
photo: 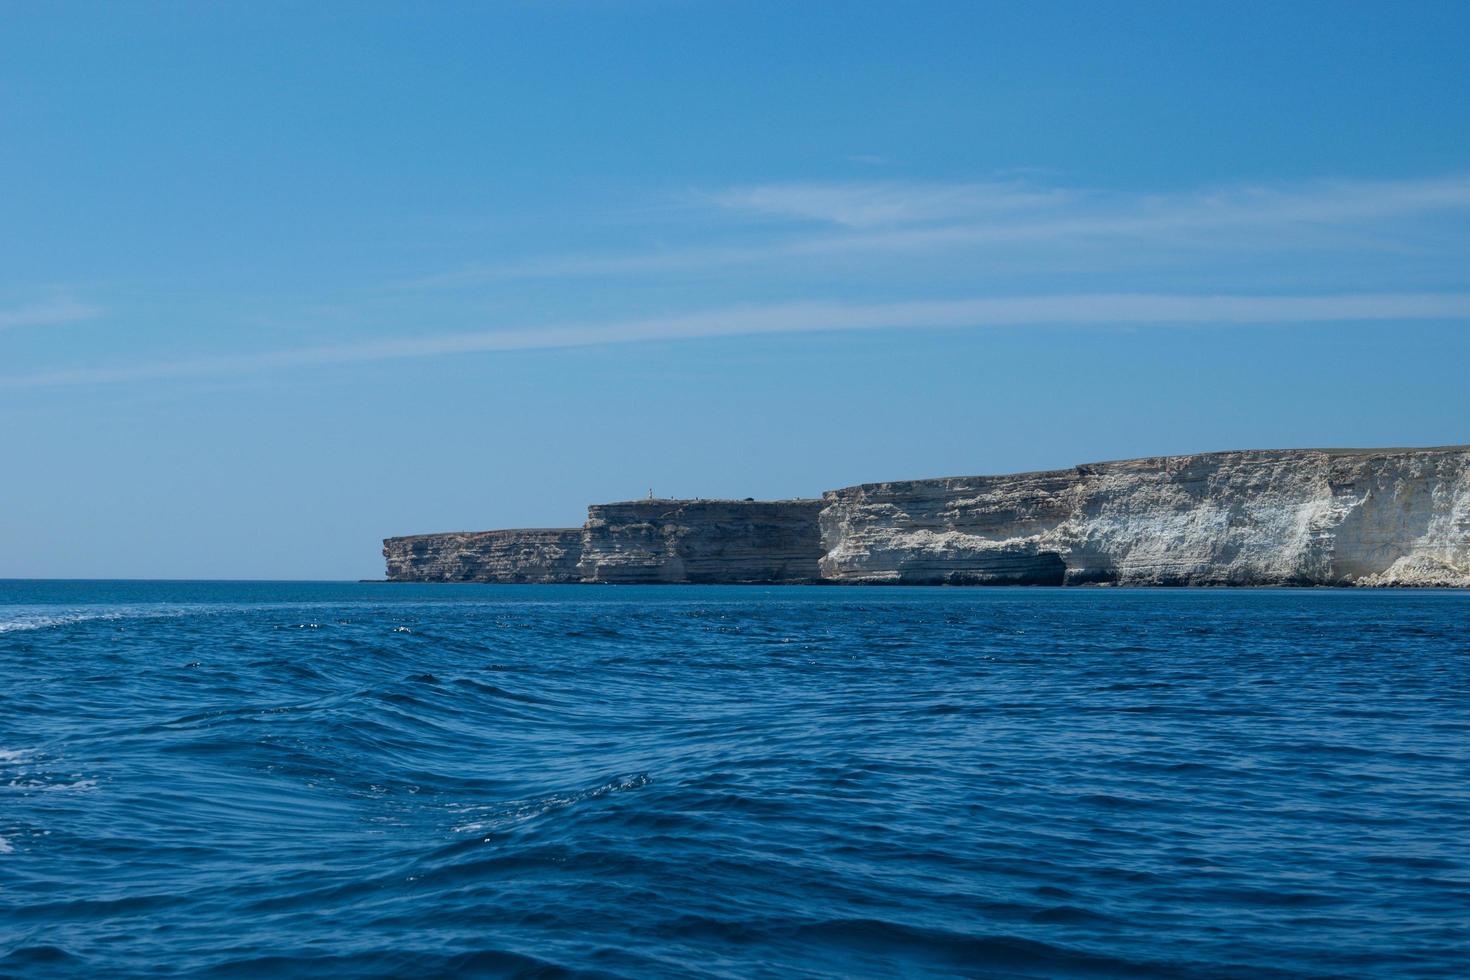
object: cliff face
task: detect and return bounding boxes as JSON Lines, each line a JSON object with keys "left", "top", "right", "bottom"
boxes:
{"left": 382, "top": 529, "right": 583, "bottom": 583}
{"left": 382, "top": 447, "right": 1470, "bottom": 586}
{"left": 579, "top": 499, "right": 825, "bottom": 584}
{"left": 819, "top": 447, "right": 1470, "bottom": 586}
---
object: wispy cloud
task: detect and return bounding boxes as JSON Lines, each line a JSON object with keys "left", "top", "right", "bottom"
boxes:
{"left": 413, "top": 173, "right": 1470, "bottom": 286}
{"left": 5, "top": 292, "right": 1466, "bottom": 389}
{"left": 705, "top": 180, "right": 1075, "bottom": 227}
{"left": 0, "top": 299, "right": 102, "bottom": 331}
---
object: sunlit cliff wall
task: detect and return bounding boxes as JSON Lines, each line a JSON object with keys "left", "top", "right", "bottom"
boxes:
{"left": 818, "top": 447, "right": 1470, "bottom": 586}
{"left": 384, "top": 447, "right": 1470, "bottom": 586}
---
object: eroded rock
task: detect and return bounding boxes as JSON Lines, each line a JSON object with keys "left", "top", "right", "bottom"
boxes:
{"left": 819, "top": 447, "right": 1470, "bottom": 586}
{"left": 382, "top": 447, "right": 1470, "bottom": 586}
{"left": 382, "top": 528, "right": 583, "bottom": 583}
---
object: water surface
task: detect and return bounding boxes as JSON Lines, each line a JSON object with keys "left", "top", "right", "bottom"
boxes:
{"left": 2, "top": 582, "right": 1468, "bottom": 977}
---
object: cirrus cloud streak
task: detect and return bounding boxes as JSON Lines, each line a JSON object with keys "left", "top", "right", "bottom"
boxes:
{"left": 4, "top": 291, "right": 1467, "bottom": 389}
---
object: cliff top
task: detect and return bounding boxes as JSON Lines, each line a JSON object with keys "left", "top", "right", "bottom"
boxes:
{"left": 594, "top": 497, "right": 823, "bottom": 506}
{"left": 829, "top": 444, "right": 1470, "bottom": 496}
{"left": 384, "top": 528, "right": 582, "bottom": 544}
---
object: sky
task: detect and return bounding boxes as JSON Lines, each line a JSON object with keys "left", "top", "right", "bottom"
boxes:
{"left": 3, "top": 1, "right": 1470, "bottom": 579}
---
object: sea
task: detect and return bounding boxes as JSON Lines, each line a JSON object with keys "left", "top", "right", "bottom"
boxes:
{"left": 1, "top": 580, "right": 1468, "bottom": 978}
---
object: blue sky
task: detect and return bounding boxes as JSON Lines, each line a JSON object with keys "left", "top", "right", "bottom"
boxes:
{"left": 3, "top": 1, "right": 1469, "bottom": 579}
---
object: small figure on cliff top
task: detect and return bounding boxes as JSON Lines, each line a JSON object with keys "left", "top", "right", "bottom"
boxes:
{"left": 648, "top": 488, "right": 654, "bottom": 500}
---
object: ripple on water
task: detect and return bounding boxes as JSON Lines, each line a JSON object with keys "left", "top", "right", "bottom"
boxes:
{"left": 1, "top": 582, "right": 1469, "bottom": 978}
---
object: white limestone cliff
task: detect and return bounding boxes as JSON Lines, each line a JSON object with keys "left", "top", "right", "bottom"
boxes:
{"left": 818, "top": 447, "right": 1470, "bottom": 586}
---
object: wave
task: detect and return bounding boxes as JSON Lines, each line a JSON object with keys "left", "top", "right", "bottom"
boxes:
{"left": 3, "top": 582, "right": 1468, "bottom": 977}
{"left": 0, "top": 599, "right": 401, "bottom": 635}
{"left": 0, "top": 609, "right": 134, "bottom": 633}
{"left": 449, "top": 773, "right": 653, "bottom": 835}
{"left": 0, "top": 604, "right": 212, "bottom": 634}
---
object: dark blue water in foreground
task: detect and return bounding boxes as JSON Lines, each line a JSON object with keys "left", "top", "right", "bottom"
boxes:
{"left": 2, "top": 583, "right": 1469, "bottom": 978}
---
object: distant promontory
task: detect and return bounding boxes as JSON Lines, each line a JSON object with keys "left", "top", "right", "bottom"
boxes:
{"left": 384, "top": 446, "right": 1470, "bottom": 587}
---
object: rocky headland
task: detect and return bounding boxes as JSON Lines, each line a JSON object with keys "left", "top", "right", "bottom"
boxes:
{"left": 384, "top": 446, "right": 1470, "bottom": 587}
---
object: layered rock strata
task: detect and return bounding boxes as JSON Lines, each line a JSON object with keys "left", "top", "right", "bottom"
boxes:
{"left": 819, "top": 447, "right": 1470, "bottom": 586}
{"left": 383, "top": 446, "right": 1470, "bottom": 586}
{"left": 578, "top": 499, "right": 825, "bottom": 584}
{"left": 381, "top": 528, "right": 583, "bottom": 583}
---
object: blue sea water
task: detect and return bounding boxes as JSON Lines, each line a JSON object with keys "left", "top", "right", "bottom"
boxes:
{"left": 1, "top": 582, "right": 1468, "bottom": 978}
